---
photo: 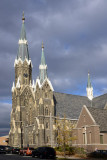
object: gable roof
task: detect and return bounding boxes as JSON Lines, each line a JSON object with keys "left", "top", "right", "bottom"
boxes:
{"left": 53, "top": 92, "right": 107, "bottom": 119}
{"left": 87, "top": 107, "right": 107, "bottom": 132}
{"left": 92, "top": 93, "right": 107, "bottom": 109}
{"left": 54, "top": 92, "right": 91, "bottom": 119}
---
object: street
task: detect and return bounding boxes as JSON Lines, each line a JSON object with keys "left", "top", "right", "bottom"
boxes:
{"left": 0, "top": 154, "right": 98, "bottom": 160}
{"left": 0, "top": 154, "right": 54, "bottom": 160}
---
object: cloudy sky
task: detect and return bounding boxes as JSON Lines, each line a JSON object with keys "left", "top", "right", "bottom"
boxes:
{"left": 0, "top": 0, "right": 107, "bottom": 136}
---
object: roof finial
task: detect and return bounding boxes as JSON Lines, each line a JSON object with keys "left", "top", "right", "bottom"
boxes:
{"left": 42, "top": 41, "right": 44, "bottom": 49}
{"left": 22, "top": 11, "right": 25, "bottom": 23}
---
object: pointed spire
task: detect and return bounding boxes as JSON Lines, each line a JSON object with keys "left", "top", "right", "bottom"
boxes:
{"left": 86, "top": 72, "right": 93, "bottom": 101}
{"left": 87, "top": 72, "right": 92, "bottom": 88}
{"left": 22, "top": 11, "right": 25, "bottom": 23}
{"left": 39, "top": 42, "right": 48, "bottom": 84}
{"left": 17, "top": 12, "right": 29, "bottom": 61}
{"left": 42, "top": 41, "right": 44, "bottom": 49}
{"left": 41, "top": 41, "right": 46, "bottom": 65}
{"left": 20, "top": 11, "right": 26, "bottom": 40}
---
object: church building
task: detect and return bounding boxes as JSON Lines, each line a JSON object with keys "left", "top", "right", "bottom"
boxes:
{"left": 9, "top": 14, "right": 107, "bottom": 149}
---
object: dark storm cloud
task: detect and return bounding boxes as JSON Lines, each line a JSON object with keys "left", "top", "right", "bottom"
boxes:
{"left": 1, "top": 0, "right": 107, "bottom": 135}
{"left": 0, "top": 103, "right": 11, "bottom": 136}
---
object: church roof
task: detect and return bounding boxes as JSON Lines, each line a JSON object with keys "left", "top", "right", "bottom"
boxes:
{"left": 54, "top": 92, "right": 107, "bottom": 119}
{"left": 87, "top": 107, "right": 107, "bottom": 132}
{"left": 54, "top": 92, "right": 91, "bottom": 119}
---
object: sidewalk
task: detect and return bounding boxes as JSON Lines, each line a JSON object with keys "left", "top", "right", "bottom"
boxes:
{"left": 57, "top": 155, "right": 87, "bottom": 159}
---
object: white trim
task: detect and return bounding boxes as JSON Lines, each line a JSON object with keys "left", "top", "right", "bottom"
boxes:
{"left": 32, "top": 80, "right": 35, "bottom": 89}
{"left": 16, "top": 77, "right": 20, "bottom": 88}
{"left": 85, "top": 105, "right": 96, "bottom": 124}
{"left": 76, "top": 105, "right": 96, "bottom": 127}
{"left": 39, "top": 64, "right": 47, "bottom": 70}
{"left": 35, "top": 77, "right": 54, "bottom": 91}
{"left": 11, "top": 82, "right": 15, "bottom": 92}
{"left": 86, "top": 87, "right": 93, "bottom": 100}
{"left": 41, "top": 78, "right": 54, "bottom": 91}
{"left": 18, "top": 39, "right": 28, "bottom": 44}
{"left": 14, "top": 57, "right": 33, "bottom": 67}
{"left": 35, "top": 78, "right": 41, "bottom": 89}
{"left": 76, "top": 105, "right": 85, "bottom": 127}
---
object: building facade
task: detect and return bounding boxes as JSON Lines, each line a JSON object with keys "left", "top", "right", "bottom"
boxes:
{"left": 9, "top": 14, "right": 107, "bottom": 149}
{"left": 73, "top": 105, "right": 107, "bottom": 151}
{"left": 9, "top": 14, "right": 56, "bottom": 148}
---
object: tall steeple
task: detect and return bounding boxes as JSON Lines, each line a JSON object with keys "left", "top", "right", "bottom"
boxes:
{"left": 39, "top": 42, "right": 48, "bottom": 84}
{"left": 86, "top": 72, "right": 93, "bottom": 101}
{"left": 14, "top": 13, "right": 32, "bottom": 86}
{"left": 17, "top": 12, "right": 29, "bottom": 61}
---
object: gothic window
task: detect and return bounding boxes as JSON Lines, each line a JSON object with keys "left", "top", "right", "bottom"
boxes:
{"left": 45, "top": 107, "right": 49, "bottom": 116}
{"left": 40, "top": 105, "right": 43, "bottom": 115}
{"left": 100, "top": 135, "right": 103, "bottom": 144}
{"left": 46, "top": 122, "right": 49, "bottom": 129}
{"left": 89, "top": 132, "right": 91, "bottom": 144}
{"left": 29, "top": 107, "right": 32, "bottom": 125}
{"left": 47, "top": 136, "right": 49, "bottom": 143}
{"left": 83, "top": 133, "right": 85, "bottom": 144}
{"left": 16, "top": 113, "right": 18, "bottom": 121}
{"left": 45, "top": 92, "right": 48, "bottom": 98}
{"left": 26, "top": 112, "right": 28, "bottom": 123}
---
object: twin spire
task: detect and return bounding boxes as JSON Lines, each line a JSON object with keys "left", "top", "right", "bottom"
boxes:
{"left": 17, "top": 12, "right": 29, "bottom": 61}
{"left": 15, "top": 13, "right": 94, "bottom": 99}
{"left": 17, "top": 12, "right": 48, "bottom": 84}
{"left": 39, "top": 42, "right": 48, "bottom": 84}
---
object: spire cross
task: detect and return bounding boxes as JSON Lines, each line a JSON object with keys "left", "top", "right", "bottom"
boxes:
{"left": 22, "top": 11, "right": 25, "bottom": 23}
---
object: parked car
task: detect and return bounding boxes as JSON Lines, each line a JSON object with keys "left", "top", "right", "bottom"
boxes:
{"left": 5, "top": 146, "right": 13, "bottom": 154}
{"left": 19, "top": 147, "right": 27, "bottom": 155}
{"left": 12, "top": 147, "right": 20, "bottom": 154}
{"left": 0, "top": 145, "right": 6, "bottom": 154}
{"left": 89, "top": 150, "right": 107, "bottom": 158}
{"left": 19, "top": 147, "right": 34, "bottom": 156}
{"left": 32, "top": 147, "right": 56, "bottom": 159}
{"left": 26, "top": 147, "right": 34, "bottom": 156}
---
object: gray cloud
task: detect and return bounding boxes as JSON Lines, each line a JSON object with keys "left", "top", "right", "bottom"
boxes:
{"left": 0, "top": 103, "right": 11, "bottom": 136}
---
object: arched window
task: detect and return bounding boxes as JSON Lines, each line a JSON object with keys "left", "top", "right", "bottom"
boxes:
{"left": 46, "top": 122, "right": 49, "bottom": 129}
{"left": 45, "top": 93, "right": 48, "bottom": 98}
{"left": 45, "top": 107, "right": 49, "bottom": 115}
{"left": 47, "top": 136, "right": 49, "bottom": 143}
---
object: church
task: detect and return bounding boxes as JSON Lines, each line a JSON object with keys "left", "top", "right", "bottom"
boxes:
{"left": 9, "top": 14, "right": 107, "bottom": 150}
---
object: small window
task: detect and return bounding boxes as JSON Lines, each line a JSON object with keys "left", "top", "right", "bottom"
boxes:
{"left": 89, "top": 132, "right": 91, "bottom": 144}
{"left": 83, "top": 133, "right": 85, "bottom": 144}
{"left": 83, "top": 115, "right": 85, "bottom": 122}
{"left": 100, "top": 135, "right": 103, "bottom": 144}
